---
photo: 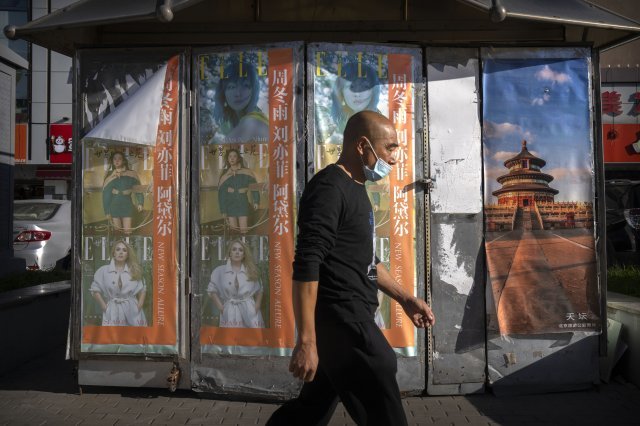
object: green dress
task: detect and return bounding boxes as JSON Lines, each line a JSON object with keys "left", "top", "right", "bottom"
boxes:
{"left": 103, "top": 172, "right": 143, "bottom": 218}
{"left": 218, "top": 170, "right": 259, "bottom": 217}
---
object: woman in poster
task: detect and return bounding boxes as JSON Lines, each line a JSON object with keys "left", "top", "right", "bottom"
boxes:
{"left": 207, "top": 239, "right": 264, "bottom": 328}
{"left": 218, "top": 148, "right": 260, "bottom": 235}
{"left": 102, "top": 151, "right": 144, "bottom": 235}
{"left": 323, "top": 62, "right": 382, "bottom": 145}
{"left": 210, "top": 59, "right": 268, "bottom": 144}
{"left": 90, "top": 240, "right": 147, "bottom": 327}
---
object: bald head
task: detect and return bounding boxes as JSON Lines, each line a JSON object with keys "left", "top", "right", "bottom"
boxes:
{"left": 343, "top": 111, "right": 395, "bottom": 149}
{"left": 336, "top": 111, "right": 398, "bottom": 183}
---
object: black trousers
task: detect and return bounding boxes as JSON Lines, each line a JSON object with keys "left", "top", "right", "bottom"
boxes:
{"left": 267, "top": 320, "right": 408, "bottom": 426}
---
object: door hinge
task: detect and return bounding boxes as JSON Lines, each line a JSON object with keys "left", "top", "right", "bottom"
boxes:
{"left": 419, "top": 178, "right": 434, "bottom": 190}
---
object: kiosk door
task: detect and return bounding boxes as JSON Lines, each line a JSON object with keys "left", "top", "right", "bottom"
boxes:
{"left": 190, "top": 43, "right": 304, "bottom": 398}
{"left": 74, "top": 50, "right": 190, "bottom": 387}
{"left": 308, "top": 43, "right": 427, "bottom": 392}
{"left": 189, "top": 42, "right": 429, "bottom": 398}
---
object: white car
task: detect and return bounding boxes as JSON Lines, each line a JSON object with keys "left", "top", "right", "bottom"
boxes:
{"left": 13, "top": 199, "right": 72, "bottom": 271}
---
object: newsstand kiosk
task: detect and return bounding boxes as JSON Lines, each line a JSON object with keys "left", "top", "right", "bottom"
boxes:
{"left": 7, "top": 0, "right": 640, "bottom": 398}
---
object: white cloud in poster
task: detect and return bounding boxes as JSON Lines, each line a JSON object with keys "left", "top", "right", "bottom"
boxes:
{"left": 545, "top": 166, "right": 593, "bottom": 201}
{"left": 484, "top": 121, "right": 534, "bottom": 142}
{"left": 484, "top": 166, "right": 503, "bottom": 182}
{"left": 546, "top": 167, "right": 591, "bottom": 183}
{"left": 531, "top": 93, "right": 551, "bottom": 106}
{"left": 492, "top": 151, "right": 517, "bottom": 162}
{"left": 483, "top": 166, "right": 505, "bottom": 202}
{"left": 535, "top": 65, "right": 571, "bottom": 85}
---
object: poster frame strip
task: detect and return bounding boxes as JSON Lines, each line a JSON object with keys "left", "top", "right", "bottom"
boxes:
{"left": 591, "top": 48, "right": 608, "bottom": 355}
{"left": 190, "top": 41, "right": 304, "bottom": 361}
{"left": 178, "top": 49, "right": 191, "bottom": 361}
{"left": 72, "top": 47, "right": 188, "bottom": 360}
{"left": 69, "top": 51, "right": 81, "bottom": 361}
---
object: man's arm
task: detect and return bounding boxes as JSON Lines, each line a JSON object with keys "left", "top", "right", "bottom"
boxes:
{"left": 376, "top": 263, "right": 435, "bottom": 328}
{"left": 289, "top": 280, "right": 319, "bottom": 382}
{"left": 289, "top": 177, "right": 342, "bottom": 382}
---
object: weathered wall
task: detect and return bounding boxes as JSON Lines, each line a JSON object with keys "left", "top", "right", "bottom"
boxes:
{"left": 426, "top": 48, "right": 486, "bottom": 395}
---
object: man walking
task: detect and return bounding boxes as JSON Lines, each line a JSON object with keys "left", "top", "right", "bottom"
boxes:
{"left": 267, "top": 110, "right": 435, "bottom": 426}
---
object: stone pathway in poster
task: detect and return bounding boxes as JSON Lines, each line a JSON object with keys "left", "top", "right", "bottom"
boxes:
{"left": 487, "top": 227, "right": 598, "bottom": 335}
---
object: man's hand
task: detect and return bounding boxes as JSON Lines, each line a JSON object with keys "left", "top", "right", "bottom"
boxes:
{"left": 376, "top": 263, "right": 435, "bottom": 328}
{"left": 401, "top": 296, "right": 435, "bottom": 328}
{"left": 289, "top": 341, "right": 318, "bottom": 382}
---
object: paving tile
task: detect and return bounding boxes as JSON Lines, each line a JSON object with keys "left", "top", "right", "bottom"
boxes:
{"left": 432, "top": 415, "right": 470, "bottom": 424}
{"left": 180, "top": 408, "right": 212, "bottom": 418}
{"left": 171, "top": 413, "right": 195, "bottom": 423}
{"left": 239, "top": 410, "right": 262, "bottom": 417}
{"left": 128, "top": 414, "right": 162, "bottom": 424}
{"left": 126, "top": 406, "right": 163, "bottom": 416}
{"left": 44, "top": 420, "right": 80, "bottom": 426}
{"left": 260, "top": 405, "right": 278, "bottom": 414}
{"left": 236, "top": 417, "right": 260, "bottom": 424}
{"left": 438, "top": 400, "right": 463, "bottom": 411}
{"left": 90, "top": 406, "right": 127, "bottom": 415}
{"left": 413, "top": 408, "right": 447, "bottom": 418}
{"left": 176, "top": 399, "right": 207, "bottom": 408}
{"left": 115, "top": 399, "right": 152, "bottom": 409}
{"left": 77, "top": 418, "right": 118, "bottom": 426}
{"left": 185, "top": 417, "right": 211, "bottom": 425}
{"left": 7, "top": 418, "right": 46, "bottom": 426}
{"left": 159, "top": 406, "right": 195, "bottom": 414}
{"left": 114, "top": 418, "right": 154, "bottom": 425}
{"left": 146, "top": 413, "right": 176, "bottom": 423}
{"left": 221, "top": 409, "right": 243, "bottom": 418}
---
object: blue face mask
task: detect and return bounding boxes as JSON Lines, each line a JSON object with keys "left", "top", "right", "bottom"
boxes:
{"left": 361, "top": 140, "right": 393, "bottom": 182}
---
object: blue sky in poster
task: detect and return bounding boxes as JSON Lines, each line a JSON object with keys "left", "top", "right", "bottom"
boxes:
{"left": 483, "top": 57, "right": 593, "bottom": 203}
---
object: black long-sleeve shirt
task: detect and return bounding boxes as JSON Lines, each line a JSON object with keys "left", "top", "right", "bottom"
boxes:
{"left": 292, "top": 164, "right": 379, "bottom": 323}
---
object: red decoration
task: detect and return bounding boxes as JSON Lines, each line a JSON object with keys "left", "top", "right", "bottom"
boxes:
{"left": 49, "top": 124, "right": 73, "bottom": 164}
{"left": 632, "top": 92, "right": 640, "bottom": 115}
{"left": 601, "top": 91, "right": 622, "bottom": 116}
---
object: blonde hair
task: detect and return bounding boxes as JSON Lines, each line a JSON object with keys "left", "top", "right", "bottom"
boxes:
{"left": 228, "top": 239, "right": 259, "bottom": 282}
{"left": 112, "top": 240, "right": 143, "bottom": 281}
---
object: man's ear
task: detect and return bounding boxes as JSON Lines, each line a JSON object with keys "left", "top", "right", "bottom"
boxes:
{"left": 356, "top": 136, "right": 369, "bottom": 156}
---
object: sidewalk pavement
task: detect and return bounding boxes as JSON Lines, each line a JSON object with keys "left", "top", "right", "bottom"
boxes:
{"left": 1, "top": 345, "right": 639, "bottom": 426}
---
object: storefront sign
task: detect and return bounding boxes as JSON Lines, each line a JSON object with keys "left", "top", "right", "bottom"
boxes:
{"left": 14, "top": 123, "right": 27, "bottom": 164}
{"left": 49, "top": 123, "right": 73, "bottom": 164}
{"left": 601, "top": 83, "right": 640, "bottom": 163}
